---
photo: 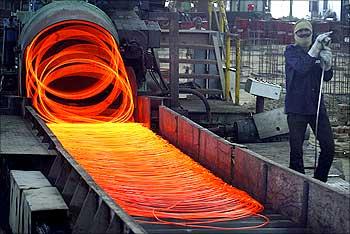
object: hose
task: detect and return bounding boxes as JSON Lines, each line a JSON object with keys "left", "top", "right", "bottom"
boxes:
{"left": 179, "top": 88, "right": 212, "bottom": 123}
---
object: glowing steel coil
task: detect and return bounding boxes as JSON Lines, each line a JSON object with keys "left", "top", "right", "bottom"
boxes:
{"left": 48, "top": 123, "right": 269, "bottom": 230}
{"left": 25, "top": 20, "right": 134, "bottom": 123}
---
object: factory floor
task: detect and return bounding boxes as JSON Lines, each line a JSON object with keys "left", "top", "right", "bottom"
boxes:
{"left": 340, "top": 158, "right": 350, "bottom": 182}
{"left": 232, "top": 88, "right": 350, "bottom": 192}
{"left": 245, "top": 139, "right": 350, "bottom": 193}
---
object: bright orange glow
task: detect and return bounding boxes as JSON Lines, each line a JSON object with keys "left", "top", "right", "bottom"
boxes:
{"left": 25, "top": 20, "right": 134, "bottom": 123}
{"left": 27, "top": 20, "right": 268, "bottom": 230}
{"left": 48, "top": 123, "right": 269, "bottom": 229}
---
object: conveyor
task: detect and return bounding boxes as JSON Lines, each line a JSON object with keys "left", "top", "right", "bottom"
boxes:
{"left": 0, "top": 106, "right": 309, "bottom": 234}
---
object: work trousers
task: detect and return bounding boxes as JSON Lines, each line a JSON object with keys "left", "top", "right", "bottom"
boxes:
{"left": 287, "top": 109, "right": 335, "bottom": 182}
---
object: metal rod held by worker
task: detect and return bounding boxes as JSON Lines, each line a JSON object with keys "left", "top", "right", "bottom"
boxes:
{"left": 314, "top": 67, "right": 325, "bottom": 169}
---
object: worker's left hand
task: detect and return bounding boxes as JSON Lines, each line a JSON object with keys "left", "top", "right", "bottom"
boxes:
{"left": 320, "top": 48, "right": 332, "bottom": 71}
{"left": 308, "top": 32, "right": 332, "bottom": 58}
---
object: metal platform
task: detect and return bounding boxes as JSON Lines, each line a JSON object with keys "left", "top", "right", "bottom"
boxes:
{"left": 0, "top": 115, "right": 55, "bottom": 156}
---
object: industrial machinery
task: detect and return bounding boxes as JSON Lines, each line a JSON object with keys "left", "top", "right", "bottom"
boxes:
{"left": 0, "top": 0, "right": 289, "bottom": 143}
{"left": 1, "top": 0, "right": 165, "bottom": 96}
{"left": 0, "top": 1, "right": 348, "bottom": 234}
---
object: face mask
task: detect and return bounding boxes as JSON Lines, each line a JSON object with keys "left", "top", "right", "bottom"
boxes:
{"left": 294, "top": 34, "right": 312, "bottom": 48}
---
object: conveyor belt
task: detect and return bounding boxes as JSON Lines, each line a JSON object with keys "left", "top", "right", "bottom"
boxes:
{"left": 0, "top": 108, "right": 311, "bottom": 233}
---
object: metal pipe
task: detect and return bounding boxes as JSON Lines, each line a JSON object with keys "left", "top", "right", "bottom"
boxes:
{"left": 213, "top": 4, "right": 221, "bottom": 32}
{"left": 225, "top": 33, "right": 231, "bottom": 101}
{"left": 219, "top": 12, "right": 224, "bottom": 33}
{"left": 179, "top": 88, "right": 212, "bottom": 123}
{"left": 235, "top": 37, "right": 241, "bottom": 105}
{"left": 208, "top": 1, "right": 213, "bottom": 30}
{"left": 169, "top": 12, "right": 180, "bottom": 108}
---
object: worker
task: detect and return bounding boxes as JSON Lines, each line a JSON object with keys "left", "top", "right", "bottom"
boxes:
{"left": 186, "top": 17, "right": 206, "bottom": 87}
{"left": 284, "top": 19, "right": 334, "bottom": 182}
{"left": 190, "top": 17, "right": 206, "bottom": 30}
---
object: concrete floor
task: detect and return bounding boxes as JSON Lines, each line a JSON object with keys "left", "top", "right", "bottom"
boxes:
{"left": 238, "top": 88, "right": 350, "bottom": 192}
{"left": 245, "top": 140, "right": 349, "bottom": 189}
{"left": 340, "top": 158, "right": 350, "bottom": 181}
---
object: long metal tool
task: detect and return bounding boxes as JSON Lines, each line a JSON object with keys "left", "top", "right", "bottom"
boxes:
{"left": 314, "top": 67, "right": 325, "bottom": 169}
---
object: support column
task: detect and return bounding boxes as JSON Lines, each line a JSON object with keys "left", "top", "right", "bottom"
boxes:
{"left": 169, "top": 12, "right": 180, "bottom": 108}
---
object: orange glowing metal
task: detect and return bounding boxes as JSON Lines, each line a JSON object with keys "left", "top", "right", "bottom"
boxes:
{"left": 27, "top": 20, "right": 268, "bottom": 230}
{"left": 48, "top": 123, "right": 269, "bottom": 229}
{"left": 25, "top": 20, "right": 134, "bottom": 123}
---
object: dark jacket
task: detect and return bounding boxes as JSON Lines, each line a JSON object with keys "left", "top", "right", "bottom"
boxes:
{"left": 284, "top": 44, "right": 333, "bottom": 115}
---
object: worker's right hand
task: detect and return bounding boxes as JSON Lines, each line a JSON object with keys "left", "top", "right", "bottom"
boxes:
{"left": 320, "top": 48, "right": 332, "bottom": 71}
{"left": 308, "top": 32, "right": 332, "bottom": 58}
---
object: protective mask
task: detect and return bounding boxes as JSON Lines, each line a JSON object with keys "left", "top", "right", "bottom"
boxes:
{"left": 294, "top": 34, "right": 312, "bottom": 48}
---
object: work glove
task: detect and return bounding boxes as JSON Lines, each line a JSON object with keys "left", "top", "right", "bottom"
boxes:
{"left": 320, "top": 48, "right": 332, "bottom": 71}
{"left": 308, "top": 31, "right": 332, "bottom": 58}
